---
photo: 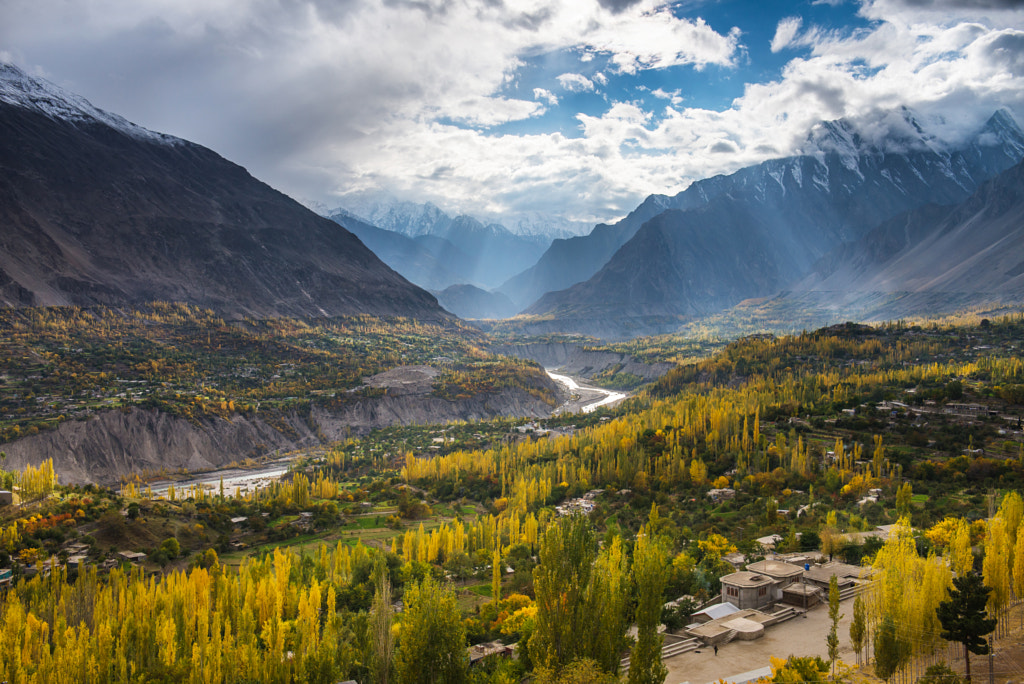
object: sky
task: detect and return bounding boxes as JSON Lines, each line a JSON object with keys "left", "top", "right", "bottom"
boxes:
{"left": 2, "top": 0, "right": 1024, "bottom": 232}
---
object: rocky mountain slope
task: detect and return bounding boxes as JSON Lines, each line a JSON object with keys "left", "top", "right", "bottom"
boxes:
{"left": 0, "top": 63, "right": 444, "bottom": 320}
{"left": 523, "top": 109, "right": 1024, "bottom": 338}
{"left": 791, "top": 157, "right": 1024, "bottom": 318}
{"left": 0, "top": 379, "right": 561, "bottom": 485}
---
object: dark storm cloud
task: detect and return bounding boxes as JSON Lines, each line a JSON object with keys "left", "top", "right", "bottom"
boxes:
{"left": 709, "top": 140, "right": 738, "bottom": 153}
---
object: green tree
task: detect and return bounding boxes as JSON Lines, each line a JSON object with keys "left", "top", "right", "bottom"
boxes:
{"left": 826, "top": 575, "right": 843, "bottom": 677}
{"left": 395, "top": 576, "right": 467, "bottom": 684}
{"left": 874, "top": 614, "right": 903, "bottom": 683}
{"left": 849, "top": 596, "right": 866, "bottom": 666}
{"left": 492, "top": 548, "right": 502, "bottom": 605}
{"left": 369, "top": 557, "right": 395, "bottom": 684}
{"left": 896, "top": 482, "right": 913, "bottom": 519}
{"left": 629, "top": 528, "right": 669, "bottom": 684}
{"left": 531, "top": 516, "right": 628, "bottom": 678}
{"left": 936, "top": 574, "right": 997, "bottom": 684}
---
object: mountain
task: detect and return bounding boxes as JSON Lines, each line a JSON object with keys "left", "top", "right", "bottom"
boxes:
{"left": 0, "top": 63, "right": 444, "bottom": 320}
{"left": 433, "top": 284, "right": 519, "bottom": 320}
{"left": 497, "top": 193, "right": 676, "bottom": 309}
{"left": 336, "top": 198, "right": 549, "bottom": 289}
{"left": 791, "top": 157, "right": 1024, "bottom": 316}
{"left": 522, "top": 109, "right": 1024, "bottom": 338}
{"left": 327, "top": 209, "right": 465, "bottom": 291}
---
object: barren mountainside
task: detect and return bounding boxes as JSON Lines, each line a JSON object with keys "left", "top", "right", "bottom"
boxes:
{"left": 0, "top": 64, "right": 444, "bottom": 320}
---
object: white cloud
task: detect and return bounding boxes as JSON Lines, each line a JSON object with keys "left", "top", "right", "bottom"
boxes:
{"left": 593, "top": 71, "right": 608, "bottom": 86}
{"left": 533, "top": 88, "right": 559, "bottom": 106}
{"left": 651, "top": 87, "right": 683, "bottom": 104}
{"left": 557, "top": 72, "right": 596, "bottom": 92}
{"left": 771, "top": 16, "right": 804, "bottom": 52}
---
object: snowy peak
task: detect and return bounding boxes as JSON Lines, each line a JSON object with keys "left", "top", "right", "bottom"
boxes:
{"left": 978, "top": 108, "right": 1024, "bottom": 154}
{"left": 0, "top": 62, "right": 180, "bottom": 145}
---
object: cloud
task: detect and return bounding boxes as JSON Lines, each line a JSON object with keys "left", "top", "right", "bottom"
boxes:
{"left": 592, "top": 71, "right": 608, "bottom": 86}
{"left": 597, "top": 0, "right": 644, "bottom": 13}
{"left": 533, "top": 87, "right": 559, "bottom": 106}
{"left": 557, "top": 72, "right": 595, "bottom": 92}
{"left": 651, "top": 87, "right": 683, "bottom": 104}
{"left": 771, "top": 16, "right": 804, "bottom": 52}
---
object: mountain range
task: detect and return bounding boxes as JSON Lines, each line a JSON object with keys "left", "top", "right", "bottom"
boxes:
{"left": 0, "top": 63, "right": 444, "bottom": 321}
{"left": 328, "top": 201, "right": 550, "bottom": 290}
{"left": 516, "top": 109, "right": 1024, "bottom": 338}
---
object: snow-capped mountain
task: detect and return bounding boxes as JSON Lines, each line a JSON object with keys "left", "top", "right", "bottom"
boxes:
{"left": 501, "top": 108, "right": 1024, "bottom": 313}
{"left": 520, "top": 108, "right": 1024, "bottom": 339}
{"left": 0, "top": 63, "right": 181, "bottom": 146}
{"left": 329, "top": 199, "right": 550, "bottom": 289}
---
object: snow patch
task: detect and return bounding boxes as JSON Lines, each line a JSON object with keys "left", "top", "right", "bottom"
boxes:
{"left": 0, "top": 63, "right": 181, "bottom": 146}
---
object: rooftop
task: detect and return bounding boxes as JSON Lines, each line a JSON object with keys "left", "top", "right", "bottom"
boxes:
{"left": 745, "top": 559, "right": 806, "bottom": 579}
{"left": 721, "top": 571, "right": 774, "bottom": 588}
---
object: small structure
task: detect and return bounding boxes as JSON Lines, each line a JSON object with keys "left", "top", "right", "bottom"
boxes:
{"left": 719, "top": 572, "right": 775, "bottom": 611}
{"left": 229, "top": 516, "right": 248, "bottom": 525}
{"left": 468, "top": 641, "right": 515, "bottom": 666}
{"left": 0, "top": 490, "right": 18, "bottom": 506}
{"left": 707, "top": 488, "right": 736, "bottom": 502}
{"left": 0, "top": 567, "right": 12, "bottom": 587}
{"left": 118, "top": 551, "right": 147, "bottom": 564}
{"left": 66, "top": 555, "right": 88, "bottom": 570}
{"left": 691, "top": 601, "right": 739, "bottom": 624}
{"left": 754, "top": 534, "right": 783, "bottom": 552}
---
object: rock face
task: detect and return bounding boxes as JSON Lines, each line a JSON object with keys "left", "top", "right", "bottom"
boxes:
{"left": 516, "top": 109, "right": 1024, "bottom": 338}
{"left": 790, "top": 157, "right": 1024, "bottom": 318}
{"left": 0, "top": 382, "right": 563, "bottom": 485}
{"left": 0, "top": 63, "right": 445, "bottom": 320}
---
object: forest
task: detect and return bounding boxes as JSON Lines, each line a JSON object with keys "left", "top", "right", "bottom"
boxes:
{"left": 1, "top": 313, "right": 1024, "bottom": 683}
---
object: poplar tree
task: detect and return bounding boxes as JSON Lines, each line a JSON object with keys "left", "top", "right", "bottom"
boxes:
{"left": 629, "top": 526, "right": 669, "bottom": 684}
{"left": 369, "top": 557, "right": 395, "bottom": 684}
{"left": 827, "top": 575, "right": 843, "bottom": 677}
{"left": 849, "top": 596, "right": 866, "bottom": 666}
{"left": 394, "top": 576, "right": 467, "bottom": 684}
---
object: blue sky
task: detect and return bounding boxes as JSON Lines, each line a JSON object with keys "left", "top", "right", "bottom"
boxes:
{"left": 2, "top": 0, "right": 1023, "bottom": 232}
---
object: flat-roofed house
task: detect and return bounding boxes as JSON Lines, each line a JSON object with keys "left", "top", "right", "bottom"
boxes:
{"left": 720, "top": 571, "right": 775, "bottom": 611}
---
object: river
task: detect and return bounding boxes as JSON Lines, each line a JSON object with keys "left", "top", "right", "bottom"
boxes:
{"left": 546, "top": 370, "right": 628, "bottom": 414}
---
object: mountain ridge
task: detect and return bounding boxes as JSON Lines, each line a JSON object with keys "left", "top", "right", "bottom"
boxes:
{"left": 521, "top": 108, "right": 1024, "bottom": 338}
{"left": 0, "top": 63, "right": 446, "bottom": 321}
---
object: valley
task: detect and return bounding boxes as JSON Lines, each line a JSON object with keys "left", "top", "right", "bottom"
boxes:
{"left": 3, "top": 53, "right": 1024, "bottom": 684}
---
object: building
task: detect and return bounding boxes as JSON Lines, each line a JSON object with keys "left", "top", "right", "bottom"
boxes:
{"left": 0, "top": 490, "right": 19, "bottom": 506}
{"left": 117, "top": 551, "right": 147, "bottom": 564}
{"left": 720, "top": 571, "right": 775, "bottom": 611}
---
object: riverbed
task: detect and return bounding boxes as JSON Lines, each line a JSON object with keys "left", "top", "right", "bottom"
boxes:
{"left": 546, "top": 370, "right": 628, "bottom": 414}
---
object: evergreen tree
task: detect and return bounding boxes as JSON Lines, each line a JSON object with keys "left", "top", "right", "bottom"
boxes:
{"left": 394, "top": 576, "right": 468, "bottom": 684}
{"left": 874, "top": 614, "right": 903, "bottom": 683}
{"left": 936, "top": 574, "right": 997, "bottom": 684}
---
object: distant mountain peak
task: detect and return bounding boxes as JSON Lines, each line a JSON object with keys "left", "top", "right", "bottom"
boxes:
{"left": 0, "top": 62, "right": 180, "bottom": 145}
